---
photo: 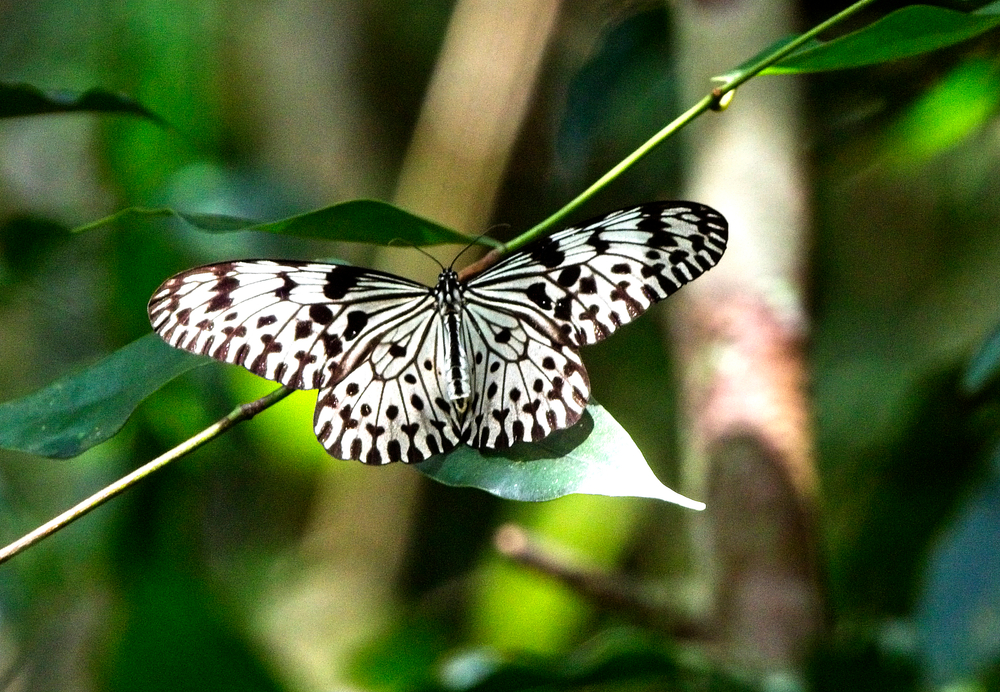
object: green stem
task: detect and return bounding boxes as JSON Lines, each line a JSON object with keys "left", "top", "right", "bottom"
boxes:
{"left": 503, "top": 0, "right": 882, "bottom": 253}
{"left": 0, "top": 386, "right": 293, "bottom": 566}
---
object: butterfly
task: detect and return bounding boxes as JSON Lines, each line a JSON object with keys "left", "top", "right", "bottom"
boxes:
{"left": 148, "top": 202, "right": 728, "bottom": 464}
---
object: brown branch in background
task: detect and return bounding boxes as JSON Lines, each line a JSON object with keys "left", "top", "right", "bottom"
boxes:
{"left": 457, "top": 247, "right": 504, "bottom": 281}
{"left": 494, "top": 523, "right": 707, "bottom": 639}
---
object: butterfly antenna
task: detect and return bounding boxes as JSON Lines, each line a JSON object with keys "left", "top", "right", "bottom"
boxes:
{"left": 448, "top": 227, "right": 502, "bottom": 270}
{"left": 389, "top": 238, "right": 445, "bottom": 271}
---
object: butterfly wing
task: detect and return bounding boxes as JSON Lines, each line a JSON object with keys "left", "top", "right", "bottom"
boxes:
{"left": 313, "top": 309, "right": 467, "bottom": 464}
{"left": 148, "top": 260, "right": 462, "bottom": 463}
{"left": 462, "top": 202, "right": 728, "bottom": 449}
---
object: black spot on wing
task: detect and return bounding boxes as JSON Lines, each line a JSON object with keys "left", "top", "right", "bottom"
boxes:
{"left": 554, "top": 296, "right": 572, "bottom": 321}
{"left": 557, "top": 264, "right": 581, "bottom": 287}
{"left": 587, "top": 231, "right": 610, "bottom": 254}
{"left": 275, "top": 272, "right": 297, "bottom": 299}
{"left": 525, "top": 283, "right": 552, "bottom": 310}
{"left": 295, "top": 320, "right": 313, "bottom": 339}
{"left": 387, "top": 440, "right": 402, "bottom": 463}
{"left": 343, "top": 310, "right": 369, "bottom": 340}
{"left": 309, "top": 304, "right": 333, "bottom": 325}
{"left": 322, "top": 333, "right": 343, "bottom": 357}
{"left": 529, "top": 236, "right": 565, "bottom": 268}
{"left": 206, "top": 293, "right": 233, "bottom": 313}
{"left": 324, "top": 266, "right": 365, "bottom": 300}
{"left": 215, "top": 275, "right": 240, "bottom": 292}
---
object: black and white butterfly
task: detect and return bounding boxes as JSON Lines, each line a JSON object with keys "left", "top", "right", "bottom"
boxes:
{"left": 148, "top": 202, "right": 727, "bottom": 464}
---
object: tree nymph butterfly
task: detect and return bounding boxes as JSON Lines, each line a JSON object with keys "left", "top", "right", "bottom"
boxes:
{"left": 149, "top": 202, "right": 727, "bottom": 464}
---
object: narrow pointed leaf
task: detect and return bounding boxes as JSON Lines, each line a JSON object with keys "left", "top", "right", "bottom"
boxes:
{"left": 0, "top": 82, "right": 170, "bottom": 126}
{"left": 718, "top": 6, "right": 1000, "bottom": 80}
{"left": 74, "top": 200, "right": 497, "bottom": 248}
{"left": 418, "top": 403, "right": 704, "bottom": 508}
{"left": 0, "top": 334, "right": 207, "bottom": 458}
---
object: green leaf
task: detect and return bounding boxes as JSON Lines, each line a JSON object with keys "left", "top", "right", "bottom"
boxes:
{"left": 718, "top": 5, "right": 1000, "bottom": 79}
{"left": 417, "top": 403, "right": 704, "bottom": 508}
{"left": 964, "top": 319, "right": 1000, "bottom": 394}
{"left": 74, "top": 199, "right": 498, "bottom": 248}
{"left": 0, "top": 82, "right": 170, "bottom": 126}
{"left": 0, "top": 334, "right": 207, "bottom": 458}
{"left": 772, "top": 5, "right": 1000, "bottom": 73}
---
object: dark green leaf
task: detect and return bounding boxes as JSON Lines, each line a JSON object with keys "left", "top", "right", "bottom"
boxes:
{"left": 417, "top": 403, "right": 704, "bottom": 507}
{"left": 0, "top": 82, "right": 170, "bottom": 126}
{"left": 964, "top": 320, "right": 1000, "bottom": 394}
{"left": 0, "top": 334, "right": 207, "bottom": 458}
{"left": 74, "top": 199, "right": 497, "bottom": 247}
{"left": 98, "top": 570, "right": 287, "bottom": 692}
{"left": 718, "top": 6, "right": 1000, "bottom": 79}
{"left": 771, "top": 5, "right": 1000, "bottom": 73}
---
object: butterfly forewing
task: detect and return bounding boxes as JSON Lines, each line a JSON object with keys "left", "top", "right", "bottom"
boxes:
{"left": 465, "top": 202, "right": 728, "bottom": 347}
{"left": 148, "top": 201, "right": 728, "bottom": 465}
{"left": 458, "top": 202, "right": 726, "bottom": 450}
{"left": 149, "top": 261, "right": 432, "bottom": 393}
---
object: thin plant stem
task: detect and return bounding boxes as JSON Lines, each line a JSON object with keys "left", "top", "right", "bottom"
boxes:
{"left": 0, "top": 386, "right": 293, "bottom": 566}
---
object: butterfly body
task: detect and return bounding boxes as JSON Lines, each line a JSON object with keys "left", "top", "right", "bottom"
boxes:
{"left": 149, "top": 202, "right": 728, "bottom": 464}
{"left": 434, "top": 269, "right": 471, "bottom": 407}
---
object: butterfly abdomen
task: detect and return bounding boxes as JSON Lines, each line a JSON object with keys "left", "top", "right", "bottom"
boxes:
{"left": 435, "top": 270, "right": 471, "bottom": 409}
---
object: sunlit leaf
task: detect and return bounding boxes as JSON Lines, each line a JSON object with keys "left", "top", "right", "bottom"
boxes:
{"left": 418, "top": 403, "right": 704, "bottom": 508}
{"left": 74, "top": 199, "right": 497, "bottom": 247}
{"left": 0, "top": 82, "right": 170, "bottom": 126}
{"left": 0, "top": 334, "right": 206, "bottom": 458}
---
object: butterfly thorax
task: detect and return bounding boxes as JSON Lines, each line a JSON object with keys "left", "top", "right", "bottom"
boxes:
{"left": 434, "top": 269, "right": 470, "bottom": 410}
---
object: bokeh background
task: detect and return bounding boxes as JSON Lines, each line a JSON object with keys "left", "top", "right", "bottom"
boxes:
{"left": 2, "top": 1, "right": 1000, "bottom": 690}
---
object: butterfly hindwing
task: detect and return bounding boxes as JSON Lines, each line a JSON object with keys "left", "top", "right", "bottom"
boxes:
{"left": 313, "top": 305, "right": 465, "bottom": 464}
{"left": 461, "top": 302, "right": 589, "bottom": 450}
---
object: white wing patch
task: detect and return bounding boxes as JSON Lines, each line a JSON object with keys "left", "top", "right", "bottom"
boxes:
{"left": 148, "top": 202, "right": 728, "bottom": 464}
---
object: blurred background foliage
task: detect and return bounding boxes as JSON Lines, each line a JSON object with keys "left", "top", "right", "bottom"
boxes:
{"left": 2, "top": 1, "right": 1000, "bottom": 691}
